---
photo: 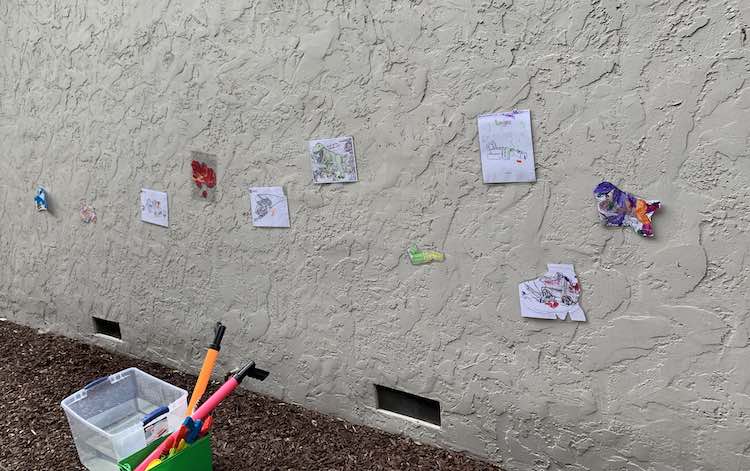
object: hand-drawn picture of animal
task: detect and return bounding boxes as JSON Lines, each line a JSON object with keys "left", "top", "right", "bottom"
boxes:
{"left": 252, "top": 192, "right": 285, "bottom": 222}
{"left": 249, "top": 186, "right": 290, "bottom": 228}
{"left": 311, "top": 143, "right": 346, "bottom": 180}
{"left": 308, "top": 137, "right": 358, "bottom": 183}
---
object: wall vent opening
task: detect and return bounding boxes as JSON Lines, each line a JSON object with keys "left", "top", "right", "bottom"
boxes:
{"left": 93, "top": 317, "right": 121, "bottom": 340}
{"left": 375, "top": 385, "right": 441, "bottom": 426}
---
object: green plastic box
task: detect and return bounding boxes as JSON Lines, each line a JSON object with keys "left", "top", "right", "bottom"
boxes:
{"left": 117, "top": 434, "right": 212, "bottom": 471}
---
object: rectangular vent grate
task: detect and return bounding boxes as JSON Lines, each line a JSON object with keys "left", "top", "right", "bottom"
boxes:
{"left": 93, "top": 317, "right": 121, "bottom": 340}
{"left": 375, "top": 384, "right": 441, "bottom": 426}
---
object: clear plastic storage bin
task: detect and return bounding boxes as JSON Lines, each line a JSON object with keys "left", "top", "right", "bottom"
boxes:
{"left": 61, "top": 368, "right": 188, "bottom": 471}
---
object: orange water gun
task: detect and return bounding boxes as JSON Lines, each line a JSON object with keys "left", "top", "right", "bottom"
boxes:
{"left": 186, "top": 322, "right": 226, "bottom": 416}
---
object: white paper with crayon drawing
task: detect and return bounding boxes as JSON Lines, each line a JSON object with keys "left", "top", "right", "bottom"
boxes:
{"left": 478, "top": 110, "right": 536, "bottom": 183}
{"left": 518, "top": 264, "right": 586, "bottom": 321}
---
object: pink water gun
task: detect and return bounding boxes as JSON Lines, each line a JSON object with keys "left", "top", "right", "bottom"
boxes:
{"left": 134, "top": 361, "right": 269, "bottom": 471}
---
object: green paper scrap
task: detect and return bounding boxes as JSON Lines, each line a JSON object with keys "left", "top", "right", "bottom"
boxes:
{"left": 408, "top": 245, "right": 445, "bottom": 265}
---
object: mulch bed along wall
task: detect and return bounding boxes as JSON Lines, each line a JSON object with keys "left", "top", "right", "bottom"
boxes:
{"left": 0, "top": 320, "right": 499, "bottom": 471}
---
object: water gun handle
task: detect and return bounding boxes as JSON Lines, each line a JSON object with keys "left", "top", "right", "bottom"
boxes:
{"left": 134, "top": 378, "right": 239, "bottom": 471}
{"left": 134, "top": 360, "right": 267, "bottom": 471}
{"left": 186, "top": 349, "right": 218, "bottom": 415}
{"left": 186, "top": 323, "right": 226, "bottom": 416}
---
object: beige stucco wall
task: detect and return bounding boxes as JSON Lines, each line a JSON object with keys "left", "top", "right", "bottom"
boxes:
{"left": 2, "top": 1, "right": 750, "bottom": 469}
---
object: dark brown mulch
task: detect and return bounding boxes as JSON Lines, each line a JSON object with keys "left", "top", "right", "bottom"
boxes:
{"left": 0, "top": 320, "right": 498, "bottom": 471}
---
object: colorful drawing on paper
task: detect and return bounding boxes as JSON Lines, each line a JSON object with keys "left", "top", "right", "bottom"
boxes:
{"left": 190, "top": 152, "right": 217, "bottom": 200}
{"left": 478, "top": 110, "right": 536, "bottom": 183}
{"left": 140, "top": 189, "right": 169, "bottom": 227}
{"left": 308, "top": 136, "right": 358, "bottom": 184}
{"left": 593, "top": 181, "right": 660, "bottom": 238}
{"left": 249, "top": 186, "right": 290, "bottom": 228}
{"left": 35, "top": 187, "right": 48, "bottom": 211}
{"left": 518, "top": 264, "right": 586, "bottom": 321}
{"left": 80, "top": 202, "right": 97, "bottom": 224}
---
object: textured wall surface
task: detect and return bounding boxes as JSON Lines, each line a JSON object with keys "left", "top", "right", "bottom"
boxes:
{"left": 2, "top": 1, "right": 750, "bottom": 469}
